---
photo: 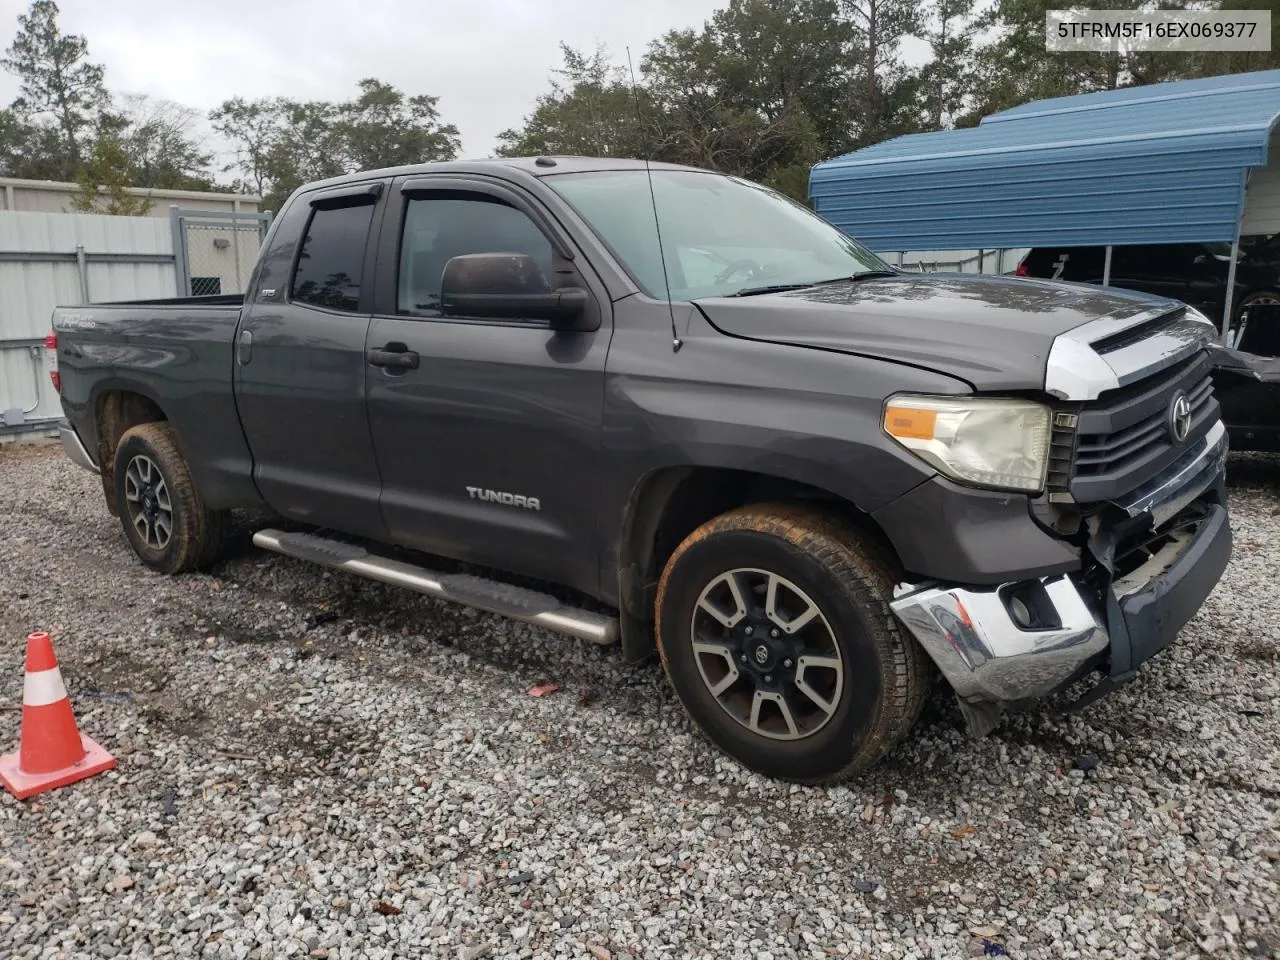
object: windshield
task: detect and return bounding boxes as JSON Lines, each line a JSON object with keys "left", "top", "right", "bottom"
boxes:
{"left": 546, "top": 169, "right": 892, "bottom": 299}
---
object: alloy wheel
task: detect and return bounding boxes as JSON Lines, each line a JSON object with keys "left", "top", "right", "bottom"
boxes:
{"left": 123, "top": 454, "right": 173, "bottom": 549}
{"left": 690, "top": 568, "right": 844, "bottom": 741}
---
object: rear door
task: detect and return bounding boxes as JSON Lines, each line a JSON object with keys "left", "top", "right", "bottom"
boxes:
{"left": 234, "top": 181, "right": 390, "bottom": 539}
{"left": 363, "top": 175, "right": 611, "bottom": 595}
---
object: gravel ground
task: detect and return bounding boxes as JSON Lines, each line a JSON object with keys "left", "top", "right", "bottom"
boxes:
{"left": 0, "top": 438, "right": 1277, "bottom": 960}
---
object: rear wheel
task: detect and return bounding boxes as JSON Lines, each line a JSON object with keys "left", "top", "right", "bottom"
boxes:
{"left": 655, "top": 504, "right": 929, "bottom": 783}
{"left": 113, "top": 422, "right": 227, "bottom": 574}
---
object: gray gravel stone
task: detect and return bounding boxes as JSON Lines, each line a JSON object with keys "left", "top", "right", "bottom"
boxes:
{"left": 0, "top": 439, "right": 1278, "bottom": 959}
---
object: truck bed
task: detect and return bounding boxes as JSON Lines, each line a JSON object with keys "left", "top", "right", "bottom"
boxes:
{"left": 53, "top": 298, "right": 257, "bottom": 511}
{"left": 75, "top": 294, "right": 247, "bottom": 309}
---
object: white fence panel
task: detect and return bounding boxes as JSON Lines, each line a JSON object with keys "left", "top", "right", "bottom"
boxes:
{"left": 0, "top": 210, "right": 178, "bottom": 436}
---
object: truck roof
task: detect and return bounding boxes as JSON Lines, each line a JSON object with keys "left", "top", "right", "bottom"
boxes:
{"left": 300, "top": 156, "right": 711, "bottom": 192}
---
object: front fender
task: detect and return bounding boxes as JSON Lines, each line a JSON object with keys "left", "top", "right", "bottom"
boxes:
{"left": 600, "top": 301, "right": 972, "bottom": 591}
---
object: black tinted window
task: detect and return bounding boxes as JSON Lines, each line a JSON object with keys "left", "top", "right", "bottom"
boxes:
{"left": 399, "top": 196, "right": 553, "bottom": 316}
{"left": 291, "top": 203, "right": 375, "bottom": 312}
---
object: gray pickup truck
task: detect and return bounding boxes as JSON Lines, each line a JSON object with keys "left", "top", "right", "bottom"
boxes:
{"left": 50, "top": 157, "right": 1231, "bottom": 783}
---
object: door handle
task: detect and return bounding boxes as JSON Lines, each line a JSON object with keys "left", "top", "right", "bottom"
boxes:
{"left": 238, "top": 329, "right": 253, "bottom": 365}
{"left": 368, "top": 345, "right": 420, "bottom": 370}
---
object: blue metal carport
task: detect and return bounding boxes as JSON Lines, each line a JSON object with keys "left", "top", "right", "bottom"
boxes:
{"left": 809, "top": 70, "right": 1280, "bottom": 329}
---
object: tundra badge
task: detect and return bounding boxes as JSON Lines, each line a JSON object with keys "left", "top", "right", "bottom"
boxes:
{"left": 466, "top": 487, "right": 541, "bottom": 511}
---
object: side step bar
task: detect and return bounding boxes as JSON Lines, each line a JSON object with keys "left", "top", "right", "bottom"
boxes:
{"left": 252, "top": 528, "right": 618, "bottom": 646}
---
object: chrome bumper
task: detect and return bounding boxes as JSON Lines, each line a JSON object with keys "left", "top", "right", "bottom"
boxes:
{"left": 892, "top": 418, "right": 1228, "bottom": 705}
{"left": 891, "top": 577, "right": 1108, "bottom": 702}
{"left": 59, "top": 421, "right": 98, "bottom": 473}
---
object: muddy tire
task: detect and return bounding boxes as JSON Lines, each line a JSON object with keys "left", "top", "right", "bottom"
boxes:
{"left": 656, "top": 503, "right": 929, "bottom": 784}
{"left": 112, "top": 422, "right": 227, "bottom": 574}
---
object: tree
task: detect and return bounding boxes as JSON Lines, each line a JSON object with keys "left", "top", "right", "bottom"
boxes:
{"left": 646, "top": 0, "right": 852, "bottom": 186}
{"left": 496, "top": 45, "right": 649, "bottom": 158}
{"left": 116, "top": 94, "right": 217, "bottom": 191}
{"left": 840, "top": 0, "right": 922, "bottom": 146}
{"left": 336, "top": 78, "right": 460, "bottom": 171}
{"left": 963, "top": 0, "right": 1206, "bottom": 122}
{"left": 498, "top": 2, "right": 858, "bottom": 199}
{"left": 1185, "top": 0, "right": 1280, "bottom": 79}
{"left": 212, "top": 79, "right": 461, "bottom": 211}
{"left": 1, "top": 0, "right": 112, "bottom": 179}
{"left": 208, "top": 96, "right": 283, "bottom": 199}
{"left": 71, "top": 129, "right": 153, "bottom": 215}
{"left": 916, "top": 0, "right": 977, "bottom": 130}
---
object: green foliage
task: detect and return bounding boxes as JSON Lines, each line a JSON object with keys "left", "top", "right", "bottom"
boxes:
{"left": 6, "top": 0, "right": 1280, "bottom": 215}
{"left": 0, "top": 0, "right": 110, "bottom": 179}
{"left": 0, "top": 1, "right": 217, "bottom": 208}
{"left": 71, "top": 130, "right": 154, "bottom": 215}
{"left": 340, "top": 79, "right": 462, "bottom": 172}
{"left": 116, "top": 94, "right": 217, "bottom": 192}
{"left": 495, "top": 0, "right": 936, "bottom": 198}
{"left": 498, "top": 1, "right": 863, "bottom": 199}
{"left": 841, "top": 0, "right": 923, "bottom": 147}
{"left": 962, "top": 0, "right": 1280, "bottom": 120}
{"left": 496, "top": 45, "right": 648, "bottom": 158}
{"left": 212, "top": 79, "right": 461, "bottom": 212}
{"left": 499, "top": 0, "right": 1280, "bottom": 198}
{"left": 917, "top": 0, "right": 976, "bottom": 130}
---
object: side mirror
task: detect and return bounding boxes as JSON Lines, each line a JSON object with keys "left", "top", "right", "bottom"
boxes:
{"left": 1193, "top": 253, "right": 1209, "bottom": 266}
{"left": 440, "top": 253, "right": 589, "bottom": 327}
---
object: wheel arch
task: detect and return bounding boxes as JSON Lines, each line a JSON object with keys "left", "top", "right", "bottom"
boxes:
{"left": 94, "top": 385, "right": 170, "bottom": 516}
{"left": 615, "top": 465, "right": 898, "bottom": 661}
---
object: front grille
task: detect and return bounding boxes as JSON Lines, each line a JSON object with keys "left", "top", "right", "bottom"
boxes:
{"left": 1075, "top": 373, "right": 1213, "bottom": 474}
{"left": 1050, "top": 351, "right": 1218, "bottom": 503}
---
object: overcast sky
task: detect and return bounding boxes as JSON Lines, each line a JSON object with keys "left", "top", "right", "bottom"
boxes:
{"left": 0, "top": 0, "right": 728, "bottom": 164}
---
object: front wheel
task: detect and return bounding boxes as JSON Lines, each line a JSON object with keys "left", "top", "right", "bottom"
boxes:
{"left": 656, "top": 504, "right": 930, "bottom": 783}
{"left": 113, "top": 422, "right": 227, "bottom": 574}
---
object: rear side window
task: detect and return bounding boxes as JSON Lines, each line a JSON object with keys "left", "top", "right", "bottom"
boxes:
{"left": 291, "top": 203, "right": 375, "bottom": 312}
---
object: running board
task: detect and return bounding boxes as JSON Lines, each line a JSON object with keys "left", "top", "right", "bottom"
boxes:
{"left": 252, "top": 528, "right": 618, "bottom": 646}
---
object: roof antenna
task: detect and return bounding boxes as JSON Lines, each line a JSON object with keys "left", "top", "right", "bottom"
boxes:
{"left": 626, "top": 46, "right": 681, "bottom": 352}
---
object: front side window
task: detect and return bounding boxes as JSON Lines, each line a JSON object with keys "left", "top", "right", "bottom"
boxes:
{"left": 398, "top": 195, "right": 554, "bottom": 317}
{"left": 546, "top": 169, "right": 891, "bottom": 300}
{"left": 290, "top": 202, "right": 375, "bottom": 312}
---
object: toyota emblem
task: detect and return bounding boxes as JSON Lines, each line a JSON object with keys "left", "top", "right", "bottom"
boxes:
{"left": 1168, "top": 391, "right": 1192, "bottom": 443}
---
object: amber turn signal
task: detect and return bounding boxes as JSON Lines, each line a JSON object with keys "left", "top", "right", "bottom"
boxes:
{"left": 883, "top": 405, "right": 937, "bottom": 440}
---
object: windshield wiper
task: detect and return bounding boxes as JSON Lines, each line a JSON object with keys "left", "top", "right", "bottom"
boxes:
{"left": 726, "top": 270, "right": 900, "bottom": 298}
{"left": 727, "top": 282, "right": 824, "bottom": 297}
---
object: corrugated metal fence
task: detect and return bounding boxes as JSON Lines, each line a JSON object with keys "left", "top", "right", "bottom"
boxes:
{"left": 0, "top": 208, "right": 267, "bottom": 439}
{"left": 0, "top": 211, "right": 178, "bottom": 436}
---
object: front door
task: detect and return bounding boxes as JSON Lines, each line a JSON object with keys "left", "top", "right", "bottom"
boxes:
{"left": 235, "top": 182, "right": 389, "bottom": 539}
{"left": 364, "top": 176, "right": 611, "bottom": 595}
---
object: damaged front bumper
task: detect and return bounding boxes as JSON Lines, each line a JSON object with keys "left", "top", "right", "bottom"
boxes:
{"left": 890, "top": 421, "right": 1231, "bottom": 713}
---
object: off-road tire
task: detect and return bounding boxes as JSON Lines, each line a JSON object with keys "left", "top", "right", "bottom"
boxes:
{"left": 656, "top": 503, "right": 929, "bottom": 783}
{"left": 112, "top": 422, "right": 228, "bottom": 574}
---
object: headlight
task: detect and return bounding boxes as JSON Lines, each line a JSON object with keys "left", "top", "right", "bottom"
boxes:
{"left": 882, "top": 395, "right": 1051, "bottom": 492}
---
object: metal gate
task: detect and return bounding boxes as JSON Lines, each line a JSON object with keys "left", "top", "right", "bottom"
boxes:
{"left": 168, "top": 206, "right": 272, "bottom": 297}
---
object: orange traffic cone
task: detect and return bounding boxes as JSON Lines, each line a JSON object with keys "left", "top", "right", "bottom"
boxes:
{"left": 0, "top": 632, "right": 115, "bottom": 799}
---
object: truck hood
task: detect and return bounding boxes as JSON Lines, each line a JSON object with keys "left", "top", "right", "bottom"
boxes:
{"left": 694, "top": 273, "right": 1181, "bottom": 392}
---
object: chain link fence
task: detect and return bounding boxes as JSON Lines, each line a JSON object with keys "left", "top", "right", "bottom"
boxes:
{"left": 169, "top": 207, "right": 273, "bottom": 297}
